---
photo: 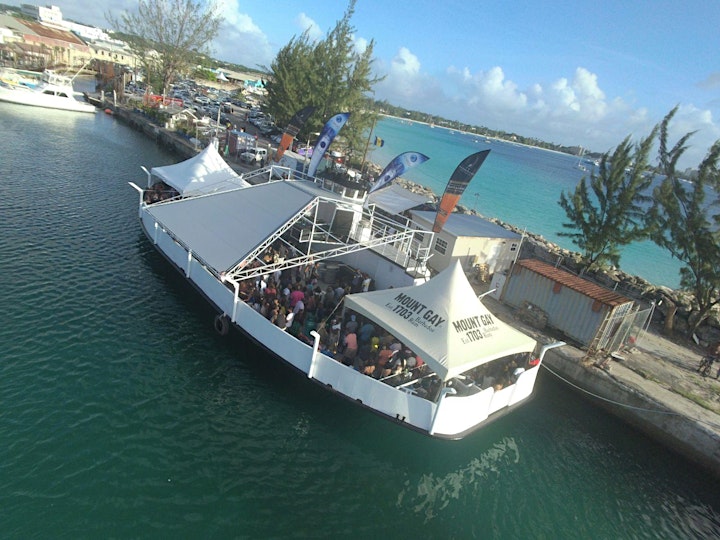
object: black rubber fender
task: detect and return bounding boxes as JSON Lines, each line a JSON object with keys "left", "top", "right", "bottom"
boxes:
{"left": 214, "top": 314, "right": 230, "bottom": 336}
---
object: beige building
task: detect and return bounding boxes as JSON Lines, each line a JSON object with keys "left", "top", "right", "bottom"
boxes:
{"left": 0, "top": 9, "right": 138, "bottom": 70}
{"left": 409, "top": 210, "right": 522, "bottom": 277}
{"left": 0, "top": 13, "right": 91, "bottom": 68}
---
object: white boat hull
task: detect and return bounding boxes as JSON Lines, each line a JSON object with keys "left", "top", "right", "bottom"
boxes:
{"left": 0, "top": 83, "right": 96, "bottom": 113}
{"left": 137, "top": 204, "right": 553, "bottom": 438}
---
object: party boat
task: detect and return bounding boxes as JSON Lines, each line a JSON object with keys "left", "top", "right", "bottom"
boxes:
{"left": 129, "top": 144, "right": 562, "bottom": 438}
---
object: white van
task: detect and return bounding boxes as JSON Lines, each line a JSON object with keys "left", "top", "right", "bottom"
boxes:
{"left": 239, "top": 147, "right": 268, "bottom": 163}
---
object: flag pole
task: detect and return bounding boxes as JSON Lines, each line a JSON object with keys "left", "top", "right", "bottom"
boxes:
{"left": 360, "top": 114, "right": 378, "bottom": 177}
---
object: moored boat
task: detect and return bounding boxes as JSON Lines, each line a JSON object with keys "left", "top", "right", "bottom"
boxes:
{"left": 129, "top": 144, "right": 563, "bottom": 438}
{"left": 0, "top": 67, "right": 95, "bottom": 113}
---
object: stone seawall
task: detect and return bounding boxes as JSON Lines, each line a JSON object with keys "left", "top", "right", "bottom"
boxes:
{"left": 114, "top": 107, "right": 199, "bottom": 159}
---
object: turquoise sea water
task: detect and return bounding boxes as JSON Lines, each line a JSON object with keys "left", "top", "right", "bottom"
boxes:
{"left": 370, "top": 117, "right": 683, "bottom": 289}
{"left": 1, "top": 96, "right": 719, "bottom": 537}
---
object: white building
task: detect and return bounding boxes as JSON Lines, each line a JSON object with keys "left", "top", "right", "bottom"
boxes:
{"left": 21, "top": 3, "right": 112, "bottom": 41}
{"left": 21, "top": 4, "right": 62, "bottom": 24}
{"left": 409, "top": 210, "right": 522, "bottom": 277}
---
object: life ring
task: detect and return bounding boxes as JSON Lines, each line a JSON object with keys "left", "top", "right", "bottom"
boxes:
{"left": 214, "top": 314, "right": 230, "bottom": 336}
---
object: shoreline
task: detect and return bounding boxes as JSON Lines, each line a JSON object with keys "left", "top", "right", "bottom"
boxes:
{"left": 378, "top": 113, "right": 577, "bottom": 158}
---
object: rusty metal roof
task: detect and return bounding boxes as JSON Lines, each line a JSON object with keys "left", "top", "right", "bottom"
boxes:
{"left": 23, "top": 21, "right": 87, "bottom": 46}
{"left": 516, "top": 259, "right": 631, "bottom": 307}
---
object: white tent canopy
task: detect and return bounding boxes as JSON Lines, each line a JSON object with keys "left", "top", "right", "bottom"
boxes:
{"left": 150, "top": 144, "right": 250, "bottom": 195}
{"left": 343, "top": 261, "right": 537, "bottom": 381}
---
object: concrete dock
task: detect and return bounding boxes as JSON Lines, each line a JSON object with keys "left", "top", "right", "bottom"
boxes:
{"left": 483, "top": 294, "right": 720, "bottom": 478}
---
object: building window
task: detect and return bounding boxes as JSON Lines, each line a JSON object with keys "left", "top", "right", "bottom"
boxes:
{"left": 434, "top": 237, "right": 447, "bottom": 255}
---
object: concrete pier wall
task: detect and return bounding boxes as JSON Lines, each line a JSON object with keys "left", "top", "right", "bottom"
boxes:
{"left": 544, "top": 348, "right": 720, "bottom": 478}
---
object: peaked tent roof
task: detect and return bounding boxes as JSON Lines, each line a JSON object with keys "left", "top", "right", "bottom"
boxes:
{"left": 343, "top": 261, "right": 537, "bottom": 381}
{"left": 150, "top": 144, "right": 250, "bottom": 195}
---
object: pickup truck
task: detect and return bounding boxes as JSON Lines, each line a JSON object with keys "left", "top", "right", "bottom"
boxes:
{"left": 239, "top": 147, "right": 268, "bottom": 164}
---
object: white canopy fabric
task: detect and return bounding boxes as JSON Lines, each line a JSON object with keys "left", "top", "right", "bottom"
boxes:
{"left": 366, "top": 183, "right": 433, "bottom": 214}
{"left": 151, "top": 144, "right": 249, "bottom": 195}
{"left": 146, "top": 181, "right": 316, "bottom": 272}
{"left": 343, "top": 261, "right": 537, "bottom": 381}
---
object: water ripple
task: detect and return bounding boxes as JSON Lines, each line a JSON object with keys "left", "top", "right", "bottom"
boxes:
{"left": 1, "top": 102, "right": 718, "bottom": 538}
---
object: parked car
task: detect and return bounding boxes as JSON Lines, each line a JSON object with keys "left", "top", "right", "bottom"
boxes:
{"left": 259, "top": 123, "right": 276, "bottom": 135}
{"left": 239, "top": 148, "right": 268, "bottom": 164}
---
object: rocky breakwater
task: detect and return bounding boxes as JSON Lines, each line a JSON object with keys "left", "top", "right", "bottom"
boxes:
{"left": 384, "top": 173, "right": 719, "bottom": 346}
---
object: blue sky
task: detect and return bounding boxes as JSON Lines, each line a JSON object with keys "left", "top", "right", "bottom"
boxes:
{"left": 16, "top": 0, "right": 720, "bottom": 168}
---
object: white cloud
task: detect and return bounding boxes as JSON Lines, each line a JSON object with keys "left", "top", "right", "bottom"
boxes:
{"left": 214, "top": 24, "right": 274, "bottom": 69}
{"left": 353, "top": 35, "right": 368, "bottom": 55}
{"left": 295, "top": 13, "right": 322, "bottom": 41}
{"left": 373, "top": 53, "right": 720, "bottom": 167}
{"left": 698, "top": 72, "right": 720, "bottom": 90}
{"left": 447, "top": 65, "right": 528, "bottom": 112}
{"left": 374, "top": 47, "right": 445, "bottom": 108}
{"left": 209, "top": 0, "right": 273, "bottom": 68}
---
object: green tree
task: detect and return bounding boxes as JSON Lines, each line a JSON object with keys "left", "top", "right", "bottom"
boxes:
{"left": 108, "top": 0, "right": 222, "bottom": 94}
{"left": 558, "top": 130, "right": 657, "bottom": 270}
{"left": 646, "top": 107, "right": 720, "bottom": 336}
{"left": 264, "top": 0, "right": 383, "bottom": 161}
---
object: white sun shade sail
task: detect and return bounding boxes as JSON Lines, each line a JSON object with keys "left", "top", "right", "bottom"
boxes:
{"left": 150, "top": 144, "right": 250, "bottom": 195}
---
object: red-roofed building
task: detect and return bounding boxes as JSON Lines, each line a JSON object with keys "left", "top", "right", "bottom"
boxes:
{"left": 500, "top": 258, "right": 639, "bottom": 351}
{"left": 0, "top": 13, "right": 92, "bottom": 68}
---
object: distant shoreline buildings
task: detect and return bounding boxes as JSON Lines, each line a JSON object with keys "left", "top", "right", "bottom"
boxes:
{"left": 1, "top": 3, "right": 138, "bottom": 72}
{"left": 1, "top": 3, "right": 266, "bottom": 92}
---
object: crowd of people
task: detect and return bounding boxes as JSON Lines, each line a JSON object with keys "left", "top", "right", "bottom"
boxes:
{"left": 143, "top": 181, "right": 180, "bottom": 204}
{"left": 226, "top": 243, "right": 441, "bottom": 394}
{"left": 226, "top": 242, "right": 539, "bottom": 402}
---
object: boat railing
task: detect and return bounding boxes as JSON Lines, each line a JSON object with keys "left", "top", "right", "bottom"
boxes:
{"left": 141, "top": 210, "right": 220, "bottom": 280}
{"left": 348, "top": 217, "right": 432, "bottom": 272}
{"left": 268, "top": 164, "right": 367, "bottom": 203}
{"left": 269, "top": 164, "right": 315, "bottom": 183}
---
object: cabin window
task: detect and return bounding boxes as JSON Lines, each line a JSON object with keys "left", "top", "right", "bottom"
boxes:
{"left": 434, "top": 237, "right": 448, "bottom": 255}
{"left": 510, "top": 242, "right": 518, "bottom": 252}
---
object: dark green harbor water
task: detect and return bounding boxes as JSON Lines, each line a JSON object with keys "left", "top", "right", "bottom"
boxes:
{"left": 1, "top": 99, "right": 719, "bottom": 538}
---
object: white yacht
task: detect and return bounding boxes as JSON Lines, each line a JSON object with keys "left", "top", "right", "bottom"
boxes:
{"left": 0, "top": 68, "right": 95, "bottom": 113}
